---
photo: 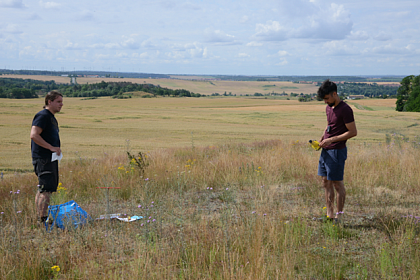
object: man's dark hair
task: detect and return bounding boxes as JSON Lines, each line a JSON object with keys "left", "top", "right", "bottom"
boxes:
{"left": 317, "top": 79, "right": 337, "bottom": 100}
{"left": 44, "top": 90, "right": 63, "bottom": 108}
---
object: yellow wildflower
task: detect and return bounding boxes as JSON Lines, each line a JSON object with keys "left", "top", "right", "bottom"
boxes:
{"left": 51, "top": 265, "right": 60, "bottom": 272}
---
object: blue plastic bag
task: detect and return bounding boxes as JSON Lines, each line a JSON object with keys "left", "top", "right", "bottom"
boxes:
{"left": 46, "top": 200, "right": 91, "bottom": 231}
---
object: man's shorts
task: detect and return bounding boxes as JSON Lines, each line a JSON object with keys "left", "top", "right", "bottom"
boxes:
{"left": 33, "top": 158, "right": 59, "bottom": 193}
{"left": 317, "top": 147, "right": 347, "bottom": 181}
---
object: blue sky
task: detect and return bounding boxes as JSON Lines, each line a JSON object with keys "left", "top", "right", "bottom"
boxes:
{"left": 0, "top": 0, "right": 419, "bottom": 76}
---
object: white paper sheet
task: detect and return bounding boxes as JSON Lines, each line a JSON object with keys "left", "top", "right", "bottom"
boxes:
{"left": 51, "top": 152, "right": 63, "bottom": 162}
{"left": 96, "top": 214, "right": 143, "bottom": 222}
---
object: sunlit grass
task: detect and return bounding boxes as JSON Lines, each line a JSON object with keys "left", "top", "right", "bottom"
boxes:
{"left": 1, "top": 138, "right": 420, "bottom": 279}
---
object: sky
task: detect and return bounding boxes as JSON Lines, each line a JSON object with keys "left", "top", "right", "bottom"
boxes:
{"left": 0, "top": 0, "right": 419, "bottom": 76}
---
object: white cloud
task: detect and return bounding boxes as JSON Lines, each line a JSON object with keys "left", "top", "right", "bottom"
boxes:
{"left": 184, "top": 42, "right": 207, "bottom": 58}
{"left": 405, "top": 44, "right": 420, "bottom": 54}
{"left": 0, "top": 0, "right": 418, "bottom": 75}
{"left": 205, "top": 29, "right": 235, "bottom": 43}
{"left": 141, "top": 39, "right": 158, "bottom": 49}
{"left": 139, "top": 52, "right": 150, "bottom": 59}
{"left": 0, "top": 0, "right": 24, "bottom": 8}
{"left": 254, "top": 3, "right": 352, "bottom": 41}
{"left": 94, "top": 53, "right": 110, "bottom": 59}
{"left": 3, "top": 23, "right": 23, "bottom": 34}
{"left": 295, "top": 4, "right": 352, "bottom": 40}
{"left": 240, "top": 15, "right": 250, "bottom": 24}
{"left": 132, "top": 51, "right": 161, "bottom": 60}
{"left": 116, "top": 52, "right": 129, "bottom": 58}
{"left": 163, "top": 42, "right": 209, "bottom": 60}
{"left": 373, "top": 31, "right": 391, "bottom": 41}
{"left": 347, "top": 30, "right": 369, "bottom": 41}
{"left": 278, "top": 50, "right": 289, "bottom": 56}
{"left": 89, "top": 43, "right": 120, "bottom": 50}
{"left": 276, "top": 59, "right": 288, "bottom": 66}
{"left": 255, "top": 21, "right": 289, "bottom": 41}
{"left": 77, "top": 10, "right": 94, "bottom": 21}
{"left": 181, "top": 2, "right": 201, "bottom": 10}
{"left": 64, "top": 41, "right": 80, "bottom": 50}
{"left": 19, "top": 46, "right": 33, "bottom": 56}
{"left": 121, "top": 38, "right": 140, "bottom": 50}
{"left": 246, "top": 41, "right": 263, "bottom": 47}
{"left": 322, "top": 41, "right": 359, "bottom": 56}
{"left": 371, "top": 44, "right": 407, "bottom": 55}
{"left": 105, "top": 43, "right": 120, "bottom": 49}
{"left": 39, "top": 1, "right": 61, "bottom": 9}
{"left": 27, "top": 13, "right": 42, "bottom": 20}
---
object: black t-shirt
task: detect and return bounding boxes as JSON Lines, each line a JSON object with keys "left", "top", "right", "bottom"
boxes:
{"left": 31, "top": 109, "right": 60, "bottom": 159}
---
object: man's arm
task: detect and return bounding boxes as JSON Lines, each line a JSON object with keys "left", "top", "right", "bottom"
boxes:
{"left": 319, "top": 121, "right": 357, "bottom": 148}
{"left": 30, "top": 126, "right": 61, "bottom": 155}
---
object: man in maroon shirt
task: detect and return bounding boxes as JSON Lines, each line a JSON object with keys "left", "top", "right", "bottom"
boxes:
{"left": 317, "top": 80, "right": 357, "bottom": 222}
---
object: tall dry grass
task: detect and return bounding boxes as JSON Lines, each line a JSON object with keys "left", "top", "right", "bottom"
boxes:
{"left": 1, "top": 137, "right": 420, "bottom": 279}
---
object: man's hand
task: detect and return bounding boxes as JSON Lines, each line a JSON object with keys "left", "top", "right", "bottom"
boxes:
{"left": 318, "top": 121, "right": 357, "bottom": 148}
{"left": 50, "top": 146, "right": 61, "bottom": 156}
{"left": 319, "top": 138, "right": 333, "bottom": 148}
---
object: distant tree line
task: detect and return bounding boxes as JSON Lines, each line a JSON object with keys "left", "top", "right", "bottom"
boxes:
{"left": 0, "top": 78, "right": 201, "bottom": 99}
{"left": 0, "top": 78, "right": 56, "bottom": 98}
{"left": 396, "top": 75, "right": 420, "bottom": 112}
{"left": 211, "top": 92, "right": 236, "bottom": 96}
{"left": 337, "top": 82, "right": 399, "bottom": 98}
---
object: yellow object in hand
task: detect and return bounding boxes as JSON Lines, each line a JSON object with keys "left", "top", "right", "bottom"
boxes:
{"left": 309, "top": 140, "right": 321, "bottom": 151}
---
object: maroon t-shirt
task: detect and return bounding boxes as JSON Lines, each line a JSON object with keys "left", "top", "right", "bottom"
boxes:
{"left": 324, "top": 101, "right": 354, "bottom": 150}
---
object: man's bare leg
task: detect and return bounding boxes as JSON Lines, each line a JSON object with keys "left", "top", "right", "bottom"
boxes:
{"left": 35, "top": 191, "right": 51, "bottom": 220}
{"left": 322, "top": 176, "right": 335, "bottom": 219}
{"left": 332, "top": 180, "right": 345, "bottom": 220}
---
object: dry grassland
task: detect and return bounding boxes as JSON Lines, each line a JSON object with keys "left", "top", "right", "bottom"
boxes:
{"left": 2, "top": 79, "right": 420, "bottom": 278}
{"left": 1, "top": 136, "right": 420, "bottom": 279}
{"left": 0, "top": 94, "right": 418, "bottom": 174}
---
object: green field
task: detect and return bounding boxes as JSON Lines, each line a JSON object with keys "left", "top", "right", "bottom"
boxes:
{"left": 0, "top": 95, "right": 418, "bottom": 172}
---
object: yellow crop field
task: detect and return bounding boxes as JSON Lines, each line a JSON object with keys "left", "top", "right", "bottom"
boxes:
{"left": 1, "top": 74, "right": 318, "bottom": 96}
{"left": 0, "top": 94, "right": 417, "bottom": 173}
